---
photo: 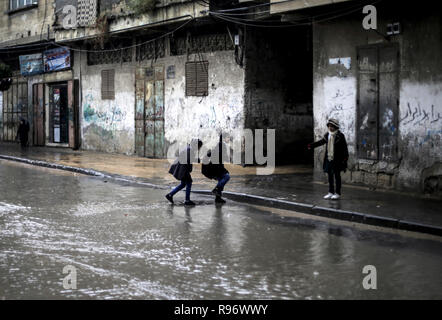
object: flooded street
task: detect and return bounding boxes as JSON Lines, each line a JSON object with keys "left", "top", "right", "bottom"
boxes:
{"left": 1, "top": 160, "right": 441, "bottom": 299}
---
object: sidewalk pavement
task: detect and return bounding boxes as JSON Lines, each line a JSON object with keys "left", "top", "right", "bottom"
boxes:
{"left": 1, "top": 142, "right": 441, "bottom": 236}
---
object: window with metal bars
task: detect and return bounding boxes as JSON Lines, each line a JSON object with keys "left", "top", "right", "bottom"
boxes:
{"left": 101, "top": 69, "right": 115, "bottom": 100}
{"left": 1, "top": 80, "right": 28, "bottom": 142}
{"left": 9, "top": 0, "right": 38, "bottom": 11}
{"left": 185, "top": 61, "right": 209, "bottom": 97}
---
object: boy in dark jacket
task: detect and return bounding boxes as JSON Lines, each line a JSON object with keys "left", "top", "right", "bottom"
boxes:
{"left": 166, "top": 140, "right": 203, "bottom": 206}
{"left": 308, "top": 119, "right": 349, "bottom": 200}
{"left": 201, "top": 141, "right": 230, "bottom": 204}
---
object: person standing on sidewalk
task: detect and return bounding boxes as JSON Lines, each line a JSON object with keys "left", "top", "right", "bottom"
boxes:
{"left": 165, "top": 139, "right": 203, "bottom": 206}
{"left": 16, "top": 118, "right": 30, "bottom": 150}
{"left": 201, "top": 140, "right": 230, "bottom": 204}
{"left": 308, "top": 119, "right": 349, "bottom": 200}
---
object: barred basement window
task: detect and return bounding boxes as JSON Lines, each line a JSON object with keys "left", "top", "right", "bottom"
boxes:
{"left": 101, "top": 69, "right": 115, "bottom": 100}
{"left": 185, "top": 61, "right": 208, "bottom": 97}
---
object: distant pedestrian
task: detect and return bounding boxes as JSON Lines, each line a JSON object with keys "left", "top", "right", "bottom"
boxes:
{"left": 201, "top": 140, "right": 230, "bottom": 204}
{"left": 308, "top": 119, "right": 349, "bottom": 200}
{"left": 166, "top": 139, "right": 203, "bottom": 206}
{"left": 16, "top": 118, "right": 30, "bottom": 150}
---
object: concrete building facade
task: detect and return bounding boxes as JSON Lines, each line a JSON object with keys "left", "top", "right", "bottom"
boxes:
{"left": 1, "top": 0, "right": 440, "bottom": 195}
{"left": 309, "top": 1, "right": 441, "bottom": 194}
{"left": 270, "top": 0, "right": 441, "bottom": 194}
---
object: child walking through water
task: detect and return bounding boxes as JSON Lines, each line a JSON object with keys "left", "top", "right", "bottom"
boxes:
{"left": 166, "top": 139, "right": 203, "bottom": 206}
{"left": 308, "top": 119, "right": 349, "bottom": 200}
{"left": 201, "top": 137, "right": 230, "bottom": 204}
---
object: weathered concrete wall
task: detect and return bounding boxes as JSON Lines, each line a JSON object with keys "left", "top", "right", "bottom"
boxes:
{"left": 161, "top": 51, "right": 245, "bottom": 151}
{"left": 0, "top": 0, "right": 55, "bottom": 47}
{"left": 312, "top": 2, "right": 442, "bottom": 194}
{"left": 55, "top": 1, "right": 205, "bottom": 42}
{"left": 245, "top": 27, "right": 313, "bottom": 165}
{"left": 73, "top": 40, "right": 245, "bottom": 155}
{"left": 74, "top": 51, "right": 135, "bottom": 154}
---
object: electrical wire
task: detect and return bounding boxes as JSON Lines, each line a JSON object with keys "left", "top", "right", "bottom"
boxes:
{"left": 207, "top": 10, "right": 270, "bottom": 16}
{"left": 0, "top": 16, "right": 195, "bottom": 55}
{"left": 210, "top": 0, "right": 296, "bottom": 13}
{"left": 1, "top": 0, "right": 384, "bottom": 54}
{"left": 51, "top": 17, "right": 195, "bottom": 53}
{"left": 211, "top": 0, "right": 372, "bottom": 19}
{"left": 210, "top": 0, "right": 384, "bottom": 28}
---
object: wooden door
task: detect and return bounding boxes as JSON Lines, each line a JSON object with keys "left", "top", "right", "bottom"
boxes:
{"left": 67, "top": 80, "right": 79, "bottom": 149}
{"left": 135, "top": 66, "right": 165, "bottom": 158}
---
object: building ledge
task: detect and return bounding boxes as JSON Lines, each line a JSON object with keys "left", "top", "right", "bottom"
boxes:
{"left": 6, "top": 4, "right": 38, "bottom": 15}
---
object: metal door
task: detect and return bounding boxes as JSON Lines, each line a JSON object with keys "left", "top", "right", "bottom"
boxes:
{"left": 357, "top": 47, "right": 379, "bottom": 160}
{"left": 357, "top": 44, "right": 399, "bottom": 161}
{"left": 378, "top": 45, "right": 399, "bottom": 161}
{"left": 135, "top": 66, "right": 165, "bottom": 158}
{"left": 33, "top": 83, "right": 45, "bottom": 145}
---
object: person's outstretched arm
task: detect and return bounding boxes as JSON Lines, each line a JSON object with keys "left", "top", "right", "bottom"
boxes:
{"left": 308, "top": 135, "right": 327, "bottom": 150}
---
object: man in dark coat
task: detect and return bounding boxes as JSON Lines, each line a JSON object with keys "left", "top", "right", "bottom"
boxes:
{"left": 16, "top": 118, "right": 30, "bottom": 149}
{"left": 166, "top": 139, "right": 203, "bottom": 206}
{"left": 201, "top": 140, "right": 230, "bottom": 204}
{"left": 308, "top": 118, "right": 349, "bottom": 200}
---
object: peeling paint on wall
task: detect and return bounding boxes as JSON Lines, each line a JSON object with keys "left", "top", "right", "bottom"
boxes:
{"left": 83, "top": 93, "right": 128, "bottom": 131}
{"left": 400, "top": 82, "right": 442, "bottom": 133}
{"left": 315, "top": 76, "right": 356, "bottom": 142}
{"left": 78, "top": 61, "right": 135, "bottom": 155}
{"left": 329, "top": 57, "right": 351, "bottom": 70}
{"left": 163, "top": 51, "right": 245, "bottom": 149}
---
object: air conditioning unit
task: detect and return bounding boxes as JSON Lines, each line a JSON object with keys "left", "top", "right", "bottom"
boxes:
{"left": 387, "top": 22, "right": 401, "bottom": 35}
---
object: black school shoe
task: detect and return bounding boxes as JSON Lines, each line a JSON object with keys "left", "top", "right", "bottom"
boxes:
{"left": 184, "top": 200, "right": 196, "bottom": 206}
{"left": 165, "top": 194, "right": 174, "bottom": 204}
{"left": 215, "top": 196, "right": 226, "bottom": 204}
{"left": 212, "top": 187, "right": 222, "bottom": 197}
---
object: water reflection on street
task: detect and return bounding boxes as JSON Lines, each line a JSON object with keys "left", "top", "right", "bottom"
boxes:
{"left": 1, "top": 161, "right": 441, "bottom": 299}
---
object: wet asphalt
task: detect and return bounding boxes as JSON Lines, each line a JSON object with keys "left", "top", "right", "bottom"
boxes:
{"left": 1, "top": 160, "right": 442, "bottom": 299}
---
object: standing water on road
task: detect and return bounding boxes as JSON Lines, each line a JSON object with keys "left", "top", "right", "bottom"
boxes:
{"left": 0, "top": 160, "right": 441, "bottom": 299}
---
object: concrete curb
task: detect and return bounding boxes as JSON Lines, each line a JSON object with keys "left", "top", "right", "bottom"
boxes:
{"left": 2, "top": 154, "right": 442, "bottom": 237}
{"left": 192, "top": 191, "right": 442, "bottom": 237}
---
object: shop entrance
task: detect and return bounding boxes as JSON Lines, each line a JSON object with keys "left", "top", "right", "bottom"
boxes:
{"left": 49, "top": 84, "right": 69, "bottom": 144}
{"left": 45, "top": 80, "right": 79, "bottom": 148}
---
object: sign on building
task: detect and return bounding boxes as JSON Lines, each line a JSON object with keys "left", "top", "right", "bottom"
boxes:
{"left": 44, "top": 47, "right": 71, "bottom": 72}
{"left": 19, "top": 53, "right": 44, "bottom": 76}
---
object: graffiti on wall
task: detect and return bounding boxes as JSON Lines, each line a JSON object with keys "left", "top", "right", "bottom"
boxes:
{"left": 323, "top": 77, "right": 356, "bottom": 136}
{"left": 400, "top": 103, "right": 441, "bottom": 126}
{"left": 419, "top": 130, "right": 442, "bottom": 146}
{"left": 83, "top": 93, "right": 128, "bottom": 132}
